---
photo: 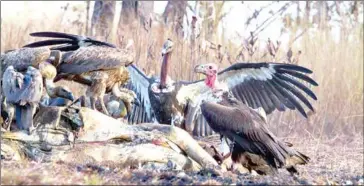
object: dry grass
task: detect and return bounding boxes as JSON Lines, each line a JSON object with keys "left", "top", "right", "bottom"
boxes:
{"left": 1, "top": 1, "right": 363, "bottom": 164}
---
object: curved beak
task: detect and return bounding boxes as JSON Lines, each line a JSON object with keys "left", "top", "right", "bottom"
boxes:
{"left": 194, "top": 64, "right": 206, "bottom": 74}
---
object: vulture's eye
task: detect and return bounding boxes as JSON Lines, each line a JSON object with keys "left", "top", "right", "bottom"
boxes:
{"left": 209, "top": 66, "right": 212, "bottom": 69}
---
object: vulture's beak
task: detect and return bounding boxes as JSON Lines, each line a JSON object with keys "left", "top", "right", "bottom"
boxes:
{"left": 161, "top": 39, "right": 174, "bottom": 57}
{"left": 194, "top": 64, "right": 207, "bottom": 74}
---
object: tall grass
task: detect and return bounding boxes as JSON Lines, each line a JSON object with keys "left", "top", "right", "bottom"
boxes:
{"left": 1, "top": 4, "right": 363, "bottom": 145}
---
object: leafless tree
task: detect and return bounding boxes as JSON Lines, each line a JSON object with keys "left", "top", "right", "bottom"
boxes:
{"left": 163, "top": 1, "right": 187, "bottom": 38}
{"left": 91, "top": 0, "right": 116, "bottom": 40}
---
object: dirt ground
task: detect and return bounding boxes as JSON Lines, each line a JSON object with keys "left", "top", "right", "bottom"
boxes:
{"left": 1, "top": 134, "right": 363, "bottom": 185}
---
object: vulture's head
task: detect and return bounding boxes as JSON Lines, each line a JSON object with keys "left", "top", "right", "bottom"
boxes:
{"left": 54, "top": 86, "right": 75, "bottom": 101}
{"left": 194, "top": 63, "right": 219, "bottom": 88}
{"left": 161, "top": 38, "right": 174, "bottom": 56}
{"left": 39, "top": 60, "right": 57, "bottom": 80}
{"left": 194, "top": 63, "right": 218, "bottom": 76}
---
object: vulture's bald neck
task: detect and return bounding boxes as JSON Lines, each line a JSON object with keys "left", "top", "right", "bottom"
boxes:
{"left": 205, "top": 74, "right": 217, "bottom": 89}
{"left": 159, "top": 52, "right": 171, "bottom": 89}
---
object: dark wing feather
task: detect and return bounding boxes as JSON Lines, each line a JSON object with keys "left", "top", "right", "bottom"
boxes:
{"left": 58, "top": 46, "right": 133, "bottom": 75}
{"left": 122, "top": 64, "right": 155, "bottom": 124}
{"left": 218, "top": 62, "right": 318, "bottom": 118}
{"left": 24, "top": 31, "right": 116, "bottom": 50}
{"left": 23, "top": 39, "right": 76, "bottom": 48}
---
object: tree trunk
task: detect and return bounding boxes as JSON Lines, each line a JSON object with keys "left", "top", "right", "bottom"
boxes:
{"left": 162, "top": 1, "right": 187, "bottom": 38}
{"left": 304, "top": 1, "right": 310, "bottom": 28}
{"left": 85, "top": 1, "right": 90, "bottom": 36}
{"left": 119, "top": 1, "right": 153, "bottom": 28}
{"left": 91, "top": 0, "right": 116, "bottom": 40}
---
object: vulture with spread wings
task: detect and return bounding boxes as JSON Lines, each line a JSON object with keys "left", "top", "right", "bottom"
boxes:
{"left": 193, "top": 63, "right": 312, "bottom": 175}
{"left": 23, "top": 31, "right": 140, "bottom": 116}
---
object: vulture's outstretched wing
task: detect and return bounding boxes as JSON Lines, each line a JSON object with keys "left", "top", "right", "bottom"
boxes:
{"left": 23, "top": 31, "right": 116, "bottom": 50}
{"left": 23, "top": 32, "right": 153, "bottom": 125}
{"left": 200, "top": 100, "right": 309, "bottom": 168}
{"left": 177, "top": 62, "right": 318, "bottom": 136}
{"left": 57, "top": 46, "right": 134, "bottom": 75}
{"left": 23, "top": 32, "right": 134, "bottom": 75}
{"left": 123, "top": 64, "right": 155, "bottom": 124}
{"left": 217, "top": 62, "right": 318, "bottom": 117}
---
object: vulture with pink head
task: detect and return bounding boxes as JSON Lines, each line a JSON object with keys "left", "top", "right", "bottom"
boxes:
{"left": 193, "top": 63, "right": 312, "bottom": 175}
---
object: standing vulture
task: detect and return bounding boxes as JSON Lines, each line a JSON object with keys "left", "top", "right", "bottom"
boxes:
{"left": 23, "top": 31, "right": 139, "bottom": 116}
{"left": 194, "top": 63, "right": 310, "bottom": 175}
{"left": 2, "top": 66, "right": 43, "bottom": 133}
{"left": 1, "top": 55, "right": 75, "bottom": 129}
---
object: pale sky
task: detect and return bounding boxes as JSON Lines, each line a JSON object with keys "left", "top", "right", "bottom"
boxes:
{"left": 1, "top": 1, "right": 350, "bottom": 49}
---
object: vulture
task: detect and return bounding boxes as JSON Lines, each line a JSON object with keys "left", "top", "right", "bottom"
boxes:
{"left": 2, "top": 66, "right": 43, "bottom": 133}
{"left": 22, "top": 31, "right": 139, "bottom": 116}
{"left": 23, "top": 33, "right": 318, "bottom": 138}
{"left": 1, "top": 55, "right": 75, "bottom": 130}
{"left": 194, "top": 63, "right": 310, "bottom": 175}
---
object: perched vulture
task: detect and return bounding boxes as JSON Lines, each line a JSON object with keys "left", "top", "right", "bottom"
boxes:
{"left": 23, "top": 31, "right": 139, "bottom": 116}
{"left": 194, "top": 63, "right": 310, "bottom": 175}
{"left": 2, "top": 66, "right": 43, "bottom": 132}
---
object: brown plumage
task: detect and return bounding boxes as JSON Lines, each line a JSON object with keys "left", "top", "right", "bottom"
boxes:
{"left": 1, "top": 47, "right": 61, "bottom": 73}
{"left": 195, "top": 63, "right": 310, "bottom": 175}
{"left": 22, "top": 32, "right": 138, "bottom": 115}
{"left": 86, "top": 71, "right": 109, "bottom": 115}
